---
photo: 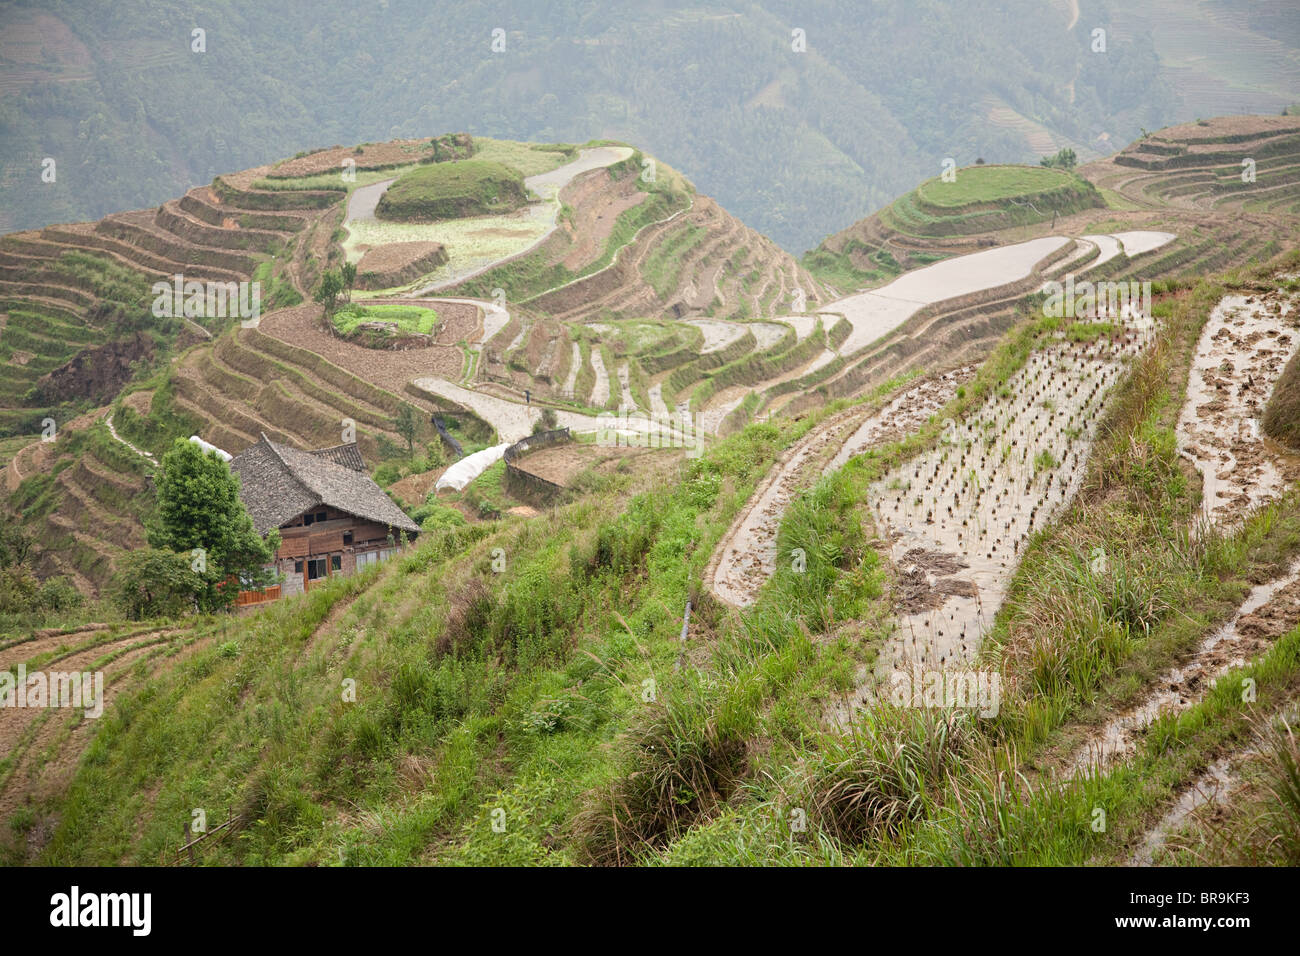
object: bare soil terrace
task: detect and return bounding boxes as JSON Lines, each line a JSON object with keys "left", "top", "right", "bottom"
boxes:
{"left": 258, "top": 305, "right": 464, "bottom": 392}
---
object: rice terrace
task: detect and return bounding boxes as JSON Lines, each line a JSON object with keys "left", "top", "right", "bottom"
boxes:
{"left": 1, "top": 1, "right": 1300, "bottom": 908}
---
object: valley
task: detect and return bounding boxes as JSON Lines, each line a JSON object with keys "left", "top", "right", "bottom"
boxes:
{"left": 2, "top": 110, "right": 1300, "bottom": 870}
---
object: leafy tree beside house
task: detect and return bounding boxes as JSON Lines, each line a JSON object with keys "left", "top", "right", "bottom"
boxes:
{"left": 124, "top": 438, "right": 279, "bottom": 616}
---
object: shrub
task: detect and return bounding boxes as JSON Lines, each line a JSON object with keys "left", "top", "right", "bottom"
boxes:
{"left": 111, "top": 549, "right": 204, "bottom": 620}
{"left": 572, "top": 683, "right": 750, "bottom": 865}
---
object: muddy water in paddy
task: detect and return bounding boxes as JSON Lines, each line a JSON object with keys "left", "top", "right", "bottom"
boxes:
{"left": 562, "top": 343, "right": 581, "bottom": 398}
{"left": 699, "top": 391, "right": 746, "bottom": 435}
{"left": 710, "top": 369, "right": 972, "bottom": 607}
{"left": 1178, "top": 291, "right": 1300, "bottom": 530}
{"left": 823, "top": 368, "right": 977, "bottom": 474}
{"left": 588, "top": 349, "right": 611, "bottom": 406}
{"left": 825, "top": 236, "right": 1072, "bottom": 355}
{"left": 750, "top": 323, "right": 788, "bottom": 350}
{"left": 1128, "top": 704, "right": 1300, "bottom": 865}
{"left": 617, "top": 362, "right": 636, "bottom": 409}
{"left": 647, "top": 381, "right": 671, "bottom": 418}
{"left": 686, "top": 319, "right": 748, "bottom": 353}
{"left": 864, "top": 316, "right": 1158, "bottom": 680}
{"left": 1068, "top": 564, "right": 1300, "bottom": 779}
{"left": 1130, "top": 756, "right": 1237, "bottom": 867}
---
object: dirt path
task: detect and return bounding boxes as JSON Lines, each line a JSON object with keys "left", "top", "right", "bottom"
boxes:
{"left": 4, "top": 407, "right": 126, "bottom": 493}
{"left": 1178, "top": 288, "right": 1300, "bottom": 530}
{"left": 344, "top": 178, "right": 396, "bottom": 225}
{"left": 105, "top": 410, "right": 157, "bottom": 465}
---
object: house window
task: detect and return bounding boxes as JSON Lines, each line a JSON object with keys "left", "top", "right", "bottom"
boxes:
{"left": 294, "top": 559, "right": 304, "bottom": 574}
{"left": 331, "top": 554, "right": 342, "bottom": 572}
{"left": 343, "top": 531, "right": 353, "bottom": 546}
{"left": 307, "top": 557, "right": 328, "bottom": 581}
{"left": 303, "top": 513, "right": 314, "bottom": 526}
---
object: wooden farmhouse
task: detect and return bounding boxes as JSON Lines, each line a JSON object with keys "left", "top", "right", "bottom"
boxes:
{"left": 229, "top": 434, "right": 420, "bottom": 602}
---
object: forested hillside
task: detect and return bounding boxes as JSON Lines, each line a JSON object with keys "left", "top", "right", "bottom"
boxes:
{"left": 0, "top": 0, "right": 1201, "bottom": 251}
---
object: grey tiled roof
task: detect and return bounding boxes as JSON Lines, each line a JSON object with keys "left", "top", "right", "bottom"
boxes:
{"left": 310, "top": 442, "right": 367, "bottom": 472}
{"left": 230, "top": 434, "right": 420, "bottom": 536}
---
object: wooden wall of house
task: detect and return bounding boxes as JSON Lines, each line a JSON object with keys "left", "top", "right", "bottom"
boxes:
{"left": 272, "top": 506, "right": 409, "bottom": 592}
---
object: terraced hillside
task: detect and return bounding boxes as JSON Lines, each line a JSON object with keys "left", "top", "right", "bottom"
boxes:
{"left": 445, "top": 157, "right": 826, "bottom": 323}
{"left": 782, "top": 116, "right": 1300, "bottom": 437}
{"left": 1, "top": 135, "right": 833, "bottom": 597}
{"left": 1087, "top": 114, "right": 1300, "bottom": 216}
{"left": 805, "top": 164, "right": 1107, "bottom": 293}
{"left": 807, "top": 118, "right": 1300, "bottom": 300}
{"left": 16, "top": 247, "right": 1300, "bottom": 869}
{"left": 6, "top": 116, "right": 1300, "bottom": 871}
{"left": 9, "top": 121, "right": 1300, "bottom": 600}
{"left": 0, "top": 618, "right": 222, "bottom": 847}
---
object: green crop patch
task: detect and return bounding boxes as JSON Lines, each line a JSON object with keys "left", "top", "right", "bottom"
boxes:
{"left": 915, "top": 164, "right": 1076, "bottom": 209}
{"left": 376, "top": 160, "right": 528, "bottom": 222}
{"left": 330, "top": 303, "right": 440, "bottom": 337}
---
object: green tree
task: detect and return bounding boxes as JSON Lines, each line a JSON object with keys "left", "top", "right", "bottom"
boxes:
{"left": 111, "top": 549, "right": 205, "bottom": 620}
{"left": 314, "top": 269, "right": 345, "bottom": 316}
{"left": 148, "top": 438, "right": 278, "bottom": 611}
{"left": 394, "top": 402, "right": 419, "bottom": 457}
{"left": 1040, "top": 147, "right": 1078, "bottom": 170}
{"left": 0, "top": 527, "right": 82, "bottom": 616}
{"left": 340, "top": 261, "right": 357, "bottom": 303}
{"left": 0, "top": 525, "right": 33, "bottom": 568}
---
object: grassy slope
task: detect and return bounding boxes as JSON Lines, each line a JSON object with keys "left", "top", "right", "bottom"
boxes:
{"left": 376, "top": 160, "right": 527, "bottom": 222}
{"left": 23, "top": 248, "right": 1300, "bottom": 866}
{"left": 1263, "top": 331, "right": 1300, "bottom": 450}
{"left": 913, "top": 164, "right": 1076, "bottom": 207}
{"left": 802, "top": 164, "right": 1100, "bottom": 291}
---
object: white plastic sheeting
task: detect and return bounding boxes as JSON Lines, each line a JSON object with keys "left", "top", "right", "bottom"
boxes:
{"left": 190, "top": 435, "right": 232, "bottom": 461}
{"left": 435, "top": 443, "right": 510, "bottom": 492}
